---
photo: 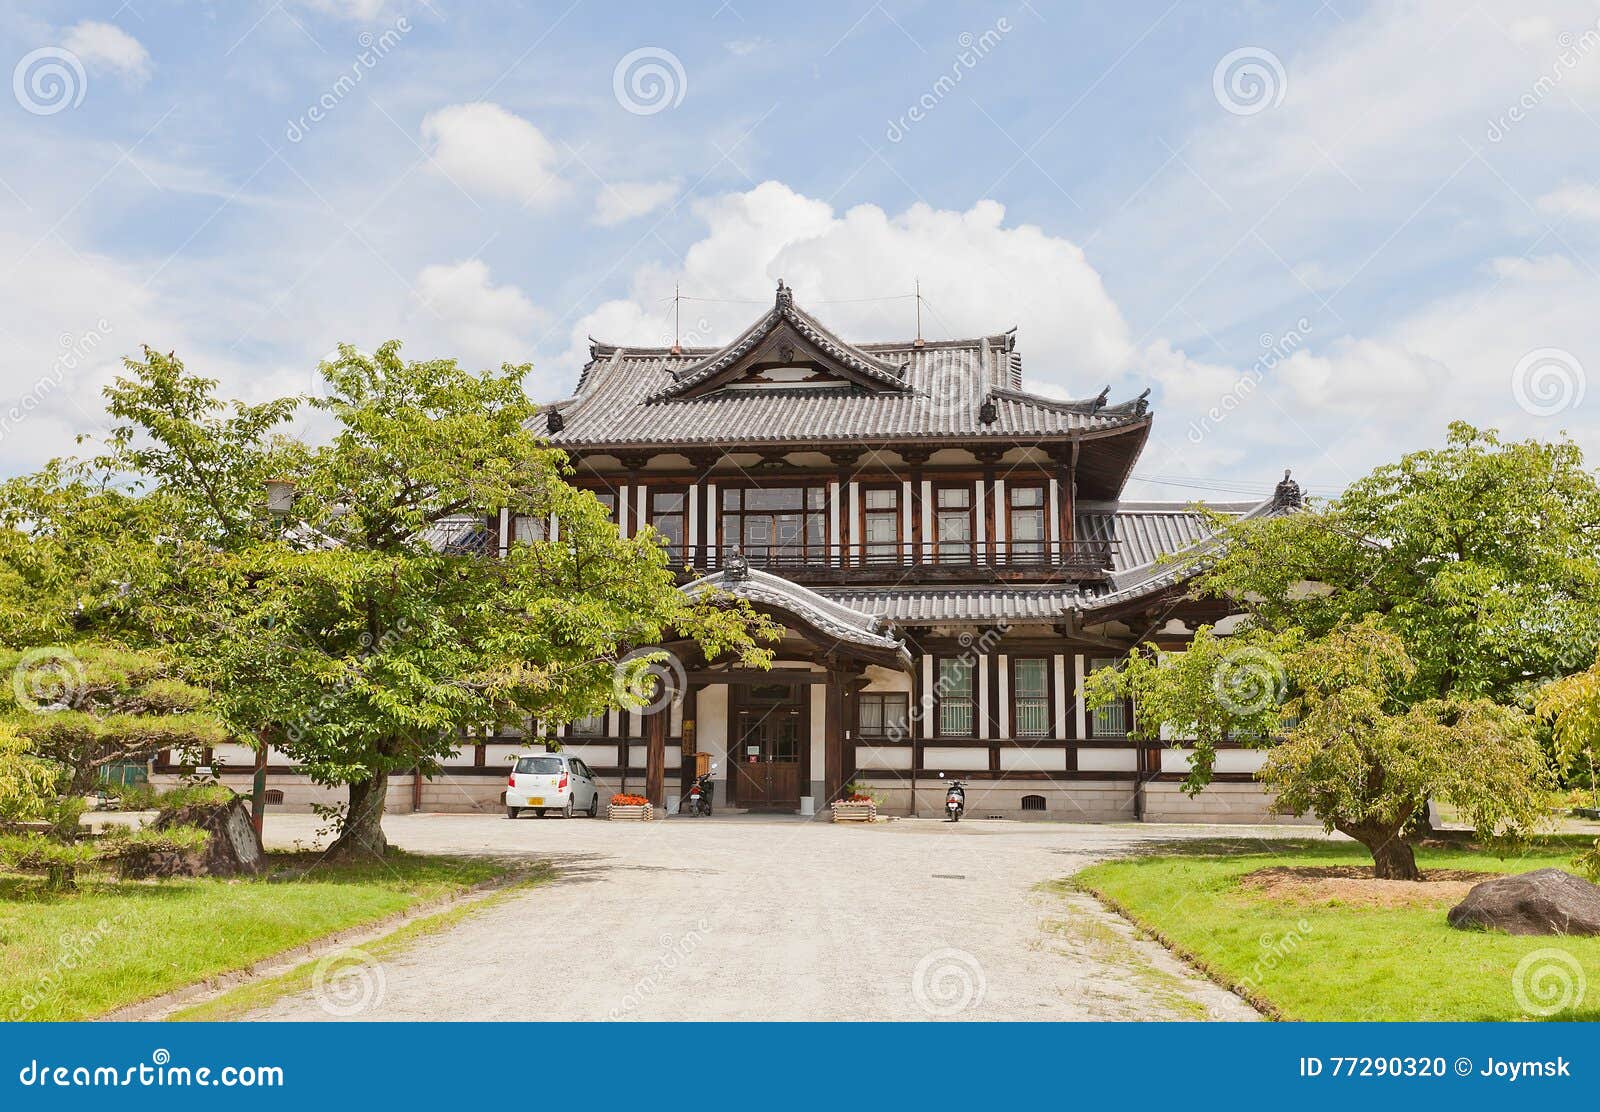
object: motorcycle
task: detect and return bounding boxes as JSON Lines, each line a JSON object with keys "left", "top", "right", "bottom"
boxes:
{"left": 681, "top": 762, "right": 718, "bottom": 816}
{"left": 939, "top": 772, "right": 966, "bottom": 822}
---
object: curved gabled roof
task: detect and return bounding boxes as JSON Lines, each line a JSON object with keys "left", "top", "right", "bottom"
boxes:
{"left": 683, "top": 566, "right": 911, "bottom": 667}
{"left": 541, "top": 287, "right": 1153, "bottom": 452}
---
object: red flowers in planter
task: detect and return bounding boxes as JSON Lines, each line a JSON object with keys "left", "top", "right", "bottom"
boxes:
{"left": 842, "top": 793, "right": 875, "bottom": 803}
{"left": 611, "top": 793, "right": 649, "bottom": 806}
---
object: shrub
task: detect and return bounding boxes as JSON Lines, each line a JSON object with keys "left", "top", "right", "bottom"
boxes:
{"left": 97, "top": 824, "right": 209, "bottom": 879}
{"left": 0, "top": 832, "right": 98, "bottom": 889}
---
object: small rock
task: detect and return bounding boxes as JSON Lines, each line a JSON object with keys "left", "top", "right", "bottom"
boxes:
{"left": 1447, "top": 868, "right": 1600, "bottom": 935}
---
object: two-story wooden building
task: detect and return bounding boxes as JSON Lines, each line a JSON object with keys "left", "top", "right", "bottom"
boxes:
{"left": 526, "top": 282, "right": 1297, "bottom": 822}
{"left": 187, "top": 282, "right": 1297, "bottom": 821}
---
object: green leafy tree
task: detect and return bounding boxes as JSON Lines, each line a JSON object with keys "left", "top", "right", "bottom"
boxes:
{"left": 0, "top": 722, "right": 64, "bottom": 824}
{"left": 1088, "top": 620, "right": 1551, "bottom": 879}
{"left": 184, "top": 343, "right": 775, "bottom": 859}
{"left": 1194, "top": 423, "right": 1600, "bottom": 704}
{"left": 1, "top": 642, "right": 226, "bottom": 794}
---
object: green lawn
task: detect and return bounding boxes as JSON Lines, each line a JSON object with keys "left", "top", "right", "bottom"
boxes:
{"left": 1074, "top": 838, "right": 1600, "bottom": 1022}
{"left": 0, "top": 851, "right": 519, "bottom": 1021}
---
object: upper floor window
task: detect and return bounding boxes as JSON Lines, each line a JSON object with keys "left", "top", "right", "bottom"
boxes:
{"left": 861, "top": 486, "right": 900, "bottom": 563}
{"left": 722, "top": 486, "right": 825, "bottom": 560}
{"left": 934, "top": 485, "right": 973, "bottom": 564}
{"left": 1011, "top": 657, "right": 1051, "bottom": 738}
{"left": 593, "top": 490, "right": 617, "bottom": 522}
{"left": 858, "top": 692, "right": 910, "bottom": 740}
{"left": 936, "top": 657, "right": 976, "bottom": 737}
{"left": 513, "top": 514, "right": 547, "bottom": 544}
{"left": 649, "top": 490, "right": 687, "bottom": 554}
{"left": 1088, "top": 656, "right": 1130, "bottom": 737}
{"left": 1008, "top": 485, "right": 1046, "bottom": 560}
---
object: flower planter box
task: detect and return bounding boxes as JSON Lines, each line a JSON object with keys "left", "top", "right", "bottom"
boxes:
{"left": 831, "top": 800, "right": 877, "bottom": 823}
{"left": 608, "top": 803, "right": 654, "bottom": 821}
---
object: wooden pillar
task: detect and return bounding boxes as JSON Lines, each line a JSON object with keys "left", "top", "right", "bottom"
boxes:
{"left": 824, "top": 665, "right": 847, "bottom": 805}
{"left": 645, "top": 702, "right": 667, "bottom": 809}
{"left": 680, "top": 684, "right": 702, "bottom": 798}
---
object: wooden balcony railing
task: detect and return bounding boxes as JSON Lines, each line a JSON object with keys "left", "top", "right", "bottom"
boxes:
{"left": 670, "top": 541, "right": 1117, "bottom": 584}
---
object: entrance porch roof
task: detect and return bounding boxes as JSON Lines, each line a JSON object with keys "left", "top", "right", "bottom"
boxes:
{"left": 682, "top": 565, "right": 912, "bottom": 670}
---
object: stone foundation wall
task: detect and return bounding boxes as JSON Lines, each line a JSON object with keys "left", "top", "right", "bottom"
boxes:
{"left": 1137, "top": 780, "right": 1316, "bottom": 825}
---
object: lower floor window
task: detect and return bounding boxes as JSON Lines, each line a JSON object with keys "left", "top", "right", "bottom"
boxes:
{"left": 858, "top": 692, "right": 910, "bottom": 740}
{"left": 936, "top": 658, "right": 976, "bottom": 736}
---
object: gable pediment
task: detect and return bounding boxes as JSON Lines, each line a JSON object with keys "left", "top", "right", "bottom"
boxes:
{"left": 650, "top": 282, "right": 912, "bottom": 401}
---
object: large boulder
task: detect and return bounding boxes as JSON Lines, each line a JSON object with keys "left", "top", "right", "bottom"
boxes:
{"left": 1447, "top": 868, "right": 1600, "bottom": 935}
{"left": 150, "top": 795, "right": 264, "bottom": 877}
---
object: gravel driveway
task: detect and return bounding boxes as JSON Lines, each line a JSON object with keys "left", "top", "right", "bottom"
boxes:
{"left": 244, "top": 813, "right": 1301, "bottom": 1021}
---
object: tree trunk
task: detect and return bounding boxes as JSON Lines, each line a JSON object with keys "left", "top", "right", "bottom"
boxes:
{"left": 1336, "top": 819, "right": 1420, "bottom": 880}
{"left": 326, "top": 769, "right": 389, "bottom": 861}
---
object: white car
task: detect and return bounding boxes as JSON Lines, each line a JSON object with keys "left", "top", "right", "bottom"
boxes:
{"left": 505, "top": 753, "right": 602, "bottom": 819}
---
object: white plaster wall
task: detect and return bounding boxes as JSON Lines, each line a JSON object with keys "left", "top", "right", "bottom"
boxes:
{"left": 1000, "top": 747, "right": 1066, "bottom": 772}
{"left": 931, "top": 747, "right": 990, "bottom": 771}
{"left": 810, "top": 683, "right": 827, "bottom": 783}
{"left": 857, "top": 745, "right": 912, "bottom": 770}
{"left": 696, "top": 684, "right": 729, "bottom": 790}
{"left": 1078, "top": 747, "right": 1139, "bottom": 772}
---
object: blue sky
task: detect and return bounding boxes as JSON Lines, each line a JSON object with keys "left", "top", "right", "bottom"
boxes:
{"left": 3, "top": 1, "right": 1598, "bottom": 500}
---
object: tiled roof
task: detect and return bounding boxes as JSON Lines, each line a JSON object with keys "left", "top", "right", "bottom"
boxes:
{"left": 683, "top": 567, "right": 911, "bottom": 665}
{"left": 1076, "top": 501, "right": 1258, "bottom": 573}
{"left": 544, "top": 294, "right": 1151, "bottom": 449}
{"left": 822, "top": 586, "right": 1084, "bottom": 624}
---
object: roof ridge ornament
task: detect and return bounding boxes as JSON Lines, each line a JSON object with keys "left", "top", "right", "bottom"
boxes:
{"left": 726, "top": 545, "right": 750, "bottom": 580}
{"left": 1274, "top": 468, "right": 1303, "bottom": 508}
{"left": 775, "top": 279, "right": 793, "bottom": 310}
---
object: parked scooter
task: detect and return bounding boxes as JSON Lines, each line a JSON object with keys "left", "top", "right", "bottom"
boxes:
{"left": 682, "top": 762, "right": 719, "bottom": 816}
{"left": 939, "top": 772, "right": 966, "bottom": 822}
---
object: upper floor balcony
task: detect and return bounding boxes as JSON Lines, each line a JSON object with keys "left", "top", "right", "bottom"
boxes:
{"left": 666, "top": 540, "right": 1116, "bottom": 585}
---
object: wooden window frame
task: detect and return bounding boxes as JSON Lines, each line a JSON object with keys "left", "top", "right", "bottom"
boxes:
{"left": 1006, "top": 484, "right": 1047, "bottom": 562}
{"left": 719, "top": 484, "right": 830, "bottom": 562}
{"left": 934, "top": 656, "right": 978, "bottom": 738}
{"left": 1009, "top": 656, "right": 1053, "bottom": 739}
{"left": 857, "top": 691, "right": 910, "bottom": 741}
{"left": 932, "top": 483, "right": 974, "bottom": 565}
{"left": 856, "top": 482, "right": 902, "bottom": 565}
{"left": 1086, "top": 655, "right": 1134, "bottom": 739}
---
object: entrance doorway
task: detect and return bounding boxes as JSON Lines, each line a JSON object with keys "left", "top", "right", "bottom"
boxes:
{"left": 731, "top": 682, "right": 805, "bottom": 810}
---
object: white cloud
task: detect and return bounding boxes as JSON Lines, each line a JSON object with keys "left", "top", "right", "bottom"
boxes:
{"left": 561, "top": 182, "right": 1135, "bottom": 389}
{"left": 1488, "top": 254, "right": 1581, "bottom": 282}
{"left": 419, "top": 103, "right": 568, "bottom": 207}
{"left": 62, "top": 21, "right": 150, "bottom": 84}
{"left": 724, "top": 38, "right": 771, "bottom": 56}
{"left": 1537, "top": 182, "right": 1600, "bottom": 223}
{"left": 1275, "top": 339, "right": 1449, "bottom": 411}
{"left": 415, "top": 260, "right": 542, "bottom": 368}
{"left": 593, "top": 180, "right": 680, "bottom": 226}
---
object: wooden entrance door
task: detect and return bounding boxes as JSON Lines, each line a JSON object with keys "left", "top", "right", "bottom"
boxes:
{"left": 731, "top": 683, "right": 804, "bottom": 810}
